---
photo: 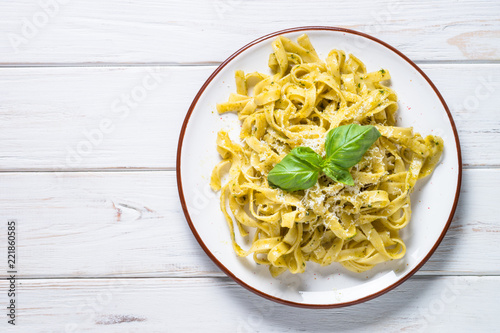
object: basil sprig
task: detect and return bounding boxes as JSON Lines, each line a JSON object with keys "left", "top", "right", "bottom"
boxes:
{"left": 268, "top": 124, "right": 381, "bottom": 191}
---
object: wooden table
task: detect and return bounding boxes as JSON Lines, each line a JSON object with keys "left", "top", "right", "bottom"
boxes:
{"left": 0, "top": 1, "right": 499, "bottom": 331}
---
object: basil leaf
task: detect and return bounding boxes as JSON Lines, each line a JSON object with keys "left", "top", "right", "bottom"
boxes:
{"left": 325, "top": 124, "right": 381, "bottom": 169}
{"left": 287, "top": 146, "right": 323, "bottom": 170}
{"left": 322, "top": 163, "right": 354, "bottom": 186}
{"left": 268, "top": 147, "right": 322, "bottom": 192}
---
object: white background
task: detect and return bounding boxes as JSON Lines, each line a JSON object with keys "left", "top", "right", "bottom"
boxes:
{"left": 0, "top": 0, "right": 499, "bottom": 332}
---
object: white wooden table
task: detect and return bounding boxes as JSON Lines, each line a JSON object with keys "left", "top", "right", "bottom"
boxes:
{"left": 0, "top": 1, "right": 499, "bottom": 331}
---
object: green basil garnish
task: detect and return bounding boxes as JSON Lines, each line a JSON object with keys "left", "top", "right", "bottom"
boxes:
{"left": 322, "top": 161, "right": 355, "bottom": 186}
{"left": 325, "top": 124, "right": 381, "bottom": 169}
{"left": 267, "top": 124, "right": 381, "bottom": 191}
{"left": 268, "top": 147, "right": 322, "bottom": 192}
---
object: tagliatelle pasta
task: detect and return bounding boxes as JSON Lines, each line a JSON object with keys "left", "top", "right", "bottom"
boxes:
{"left": 210, "top": 34, "right": 443, "bottom": 277}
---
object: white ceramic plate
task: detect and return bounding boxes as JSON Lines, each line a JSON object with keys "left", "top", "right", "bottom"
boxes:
{"left": 177, "top": 27, "right": 461, "bottom": 308}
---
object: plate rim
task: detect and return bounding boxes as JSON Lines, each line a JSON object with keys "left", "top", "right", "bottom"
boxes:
{"left": 176, "top": 26, "right": 463, "bottom": 308}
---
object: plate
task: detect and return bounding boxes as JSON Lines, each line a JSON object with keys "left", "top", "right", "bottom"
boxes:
{"left": 177, "top": 27, "right": 462, "bottom": 308}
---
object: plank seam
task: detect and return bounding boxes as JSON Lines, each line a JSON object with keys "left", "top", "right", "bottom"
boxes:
{"left": 3, "top": 273, "right": 500, "bottom": 281}
{"left": 0, "top": 60, "right": 499, "bottom": 68}
{"left": 0, "top": 165, "right": 493, "bottom": 173}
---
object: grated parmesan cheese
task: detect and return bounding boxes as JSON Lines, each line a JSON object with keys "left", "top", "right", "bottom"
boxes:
{"left": 301, "top": 137, "right": 326, "bottom": 156}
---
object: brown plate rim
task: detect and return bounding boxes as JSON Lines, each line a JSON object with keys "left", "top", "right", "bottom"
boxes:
{"left": 176, "top": 26, "right": 462, "bottom": 309}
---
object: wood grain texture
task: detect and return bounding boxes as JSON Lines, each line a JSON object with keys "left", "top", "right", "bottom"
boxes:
{"left": 0, "top": 0, "right": 499, "bottom": 64}
{"left": 0, "top": 64, "right": 498, "bottom": 171}
{"left": 1, "top": 276, "right": 498, "bottom": 332}
{"left": 0, "top": 168, "right": 496, "bottom": 279}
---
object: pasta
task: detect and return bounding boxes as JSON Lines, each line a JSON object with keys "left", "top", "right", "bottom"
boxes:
{"left": 210, "top": 34, "right": 443, "bottom": 277}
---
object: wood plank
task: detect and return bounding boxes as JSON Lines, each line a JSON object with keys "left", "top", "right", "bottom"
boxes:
{"left": 0, "top": 66, "right": 205, "bottom": 171}
{"left": 0, "top": 64, "right": 498, "bottom": 171}
{"left": 0, "top": 0, "right": 499, "bottom": 64}
{"left": 0, "top": 276, "right": 498, "bottom": 331}
{"left": 0, "top": 168, "right": 497, "bottom": 279}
